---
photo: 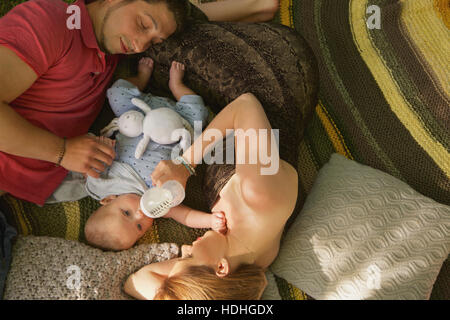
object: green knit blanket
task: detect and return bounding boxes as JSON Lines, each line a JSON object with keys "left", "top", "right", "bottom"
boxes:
{"left": 1, "top": 0, "right": 448, "bottom": 300}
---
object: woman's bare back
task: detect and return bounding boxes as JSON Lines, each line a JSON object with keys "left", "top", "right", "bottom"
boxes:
{"left": 211, "top": 159, "right": 298, "bottom": 268}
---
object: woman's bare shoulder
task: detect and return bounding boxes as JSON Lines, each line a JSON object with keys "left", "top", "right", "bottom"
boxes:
{"left": 123, "top": 258, "right": 180, "bottom": 300}
{"left": 240, "top": 159, "right": 298, "bottom": 212}
{"left": 124, "top": 269, "right": 165, "bottom": 300}
{"left": 267, "top": 160, "right": 298, "bottom": 211}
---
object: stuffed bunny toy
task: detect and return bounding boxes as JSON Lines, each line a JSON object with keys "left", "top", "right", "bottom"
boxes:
{"left": 101, "top": 98, "right": 194, "bottom": 159}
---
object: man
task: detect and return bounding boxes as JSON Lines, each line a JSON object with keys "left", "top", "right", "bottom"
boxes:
{"left": 0, "top": 0, "right": 185, "bottom": 205}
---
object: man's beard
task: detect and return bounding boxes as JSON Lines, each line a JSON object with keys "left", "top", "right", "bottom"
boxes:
{"left": 98, "top": 6, "right": 113, "bottom": 54}
{"left": 98, "top": 1, "right": 131, "bottom": 55}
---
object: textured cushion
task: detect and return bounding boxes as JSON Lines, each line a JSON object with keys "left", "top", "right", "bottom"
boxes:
{"left": 3, "top": 235, "right": 179, "bottom": 300}
{"left": 270, "top": 153, "right": 450, "bottom": 300}
{"left": 261, "top": 271, "right": 282, "bottom": 300}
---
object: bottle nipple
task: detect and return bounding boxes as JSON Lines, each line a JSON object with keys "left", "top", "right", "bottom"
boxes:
{"left": 140, "top": 180, "right": 185, "bottom": 218}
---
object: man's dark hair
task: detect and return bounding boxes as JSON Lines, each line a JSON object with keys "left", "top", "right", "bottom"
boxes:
{"left": 123, "top": 0, "right": 190, "bottom": 34}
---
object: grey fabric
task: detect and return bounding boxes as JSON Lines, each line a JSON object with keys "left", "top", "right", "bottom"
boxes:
{"left": 45, "top": 171, "right": 88, "bottom": 204}
{"left": 4, "top": 235, "right": 179, "bottom": 300}
{"left": 0, "top": 210, "right": 16, "bottom": 299}
{"left": 270, "top": 153, "right": 450, "bottom": 300}
{"left": 85, "top": 161, "right": 148, "bottom": 201}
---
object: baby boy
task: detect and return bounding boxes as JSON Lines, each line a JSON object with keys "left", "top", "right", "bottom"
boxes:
{"left": 84, "top": 58, "right": 226, "bottom": 251}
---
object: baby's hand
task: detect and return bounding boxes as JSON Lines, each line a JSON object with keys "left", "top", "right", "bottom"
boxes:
{"left": 95, "top": 136, "right": 116, "bottom": 149}
{"left": 211, "top": 212, "right": 227, "bottom": 235}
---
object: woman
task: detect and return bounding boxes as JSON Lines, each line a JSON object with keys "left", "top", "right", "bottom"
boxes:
{"left": 123, "top": 93, "right": 298, "bottom": 299}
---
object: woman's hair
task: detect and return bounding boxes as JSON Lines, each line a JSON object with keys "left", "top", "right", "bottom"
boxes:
{"left": 154, "top": 264, "right": 267, "bottom": 300}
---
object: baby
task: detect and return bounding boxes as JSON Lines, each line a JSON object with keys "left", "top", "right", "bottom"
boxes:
{"left": 84, "top": 58, "right": 226, "bottom": 251}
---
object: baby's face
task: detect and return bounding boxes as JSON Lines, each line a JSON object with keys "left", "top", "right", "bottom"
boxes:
{"left": 87, "top": 194, "right": 153, "bottom": 250}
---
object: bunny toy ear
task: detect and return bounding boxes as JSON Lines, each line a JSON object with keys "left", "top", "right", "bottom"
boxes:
{"left": 180, "top": 117, "right": 194, "bottom": 140}
{"left": 134, "top": 135, "right": 151, "bottom": 159}
{"left": 100, "top": 118, "right": 120, "bottom": 137}
{"left": 131, "top": 98, "right": 152, "bottom": 114}
{"left": 171, "top": 128, "right": 192, "bottom": 154}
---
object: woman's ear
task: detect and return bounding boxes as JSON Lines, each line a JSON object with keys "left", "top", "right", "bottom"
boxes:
{"left": 100, "top": 195, "right": 118, "bottom": 205}
{"left": 215, "top": 258, "right": 230, "bottom": 278}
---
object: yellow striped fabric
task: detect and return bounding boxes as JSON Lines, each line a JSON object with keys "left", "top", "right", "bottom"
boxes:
{"left": 10, "top": 198, "right": 30, "bottom": 236}
{"left": 350, "top": 0, "right": 450, "bottom": 178}
{"left": 297, "top": 139, "right": 319, "bottom": 193}
{"left": 433, "top": 0, "right": 450, "bottom": 29}
{"left": 316, "top": 103, "right": 354, "bottom": 160}
{"left": 280, "top": 0, "right": 294, "bottom": 28}
{"left": 137, "top": 221, "right": 160, "bottom": 245}
{"left": 401, "top": 0, "right": 450, "bottom": 96}
{"left": 63, "top": 202, "right": 81, "bottom": 241}
{"left": 289, "top": 283, "right": 308, "bottom": 300}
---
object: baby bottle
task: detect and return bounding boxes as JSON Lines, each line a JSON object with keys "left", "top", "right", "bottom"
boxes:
{"left": 140, "top": 180, "right": 185, "bottom": 218}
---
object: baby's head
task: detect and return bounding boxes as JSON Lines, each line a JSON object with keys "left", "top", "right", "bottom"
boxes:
{"left": 85, "top": 193, "right": 153, "bottom": 251}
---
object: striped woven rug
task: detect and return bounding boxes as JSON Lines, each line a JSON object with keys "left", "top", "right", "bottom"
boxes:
{"left": 1, "top": 0, "right": 448, "bottom": 300}
{"left": 273, "top": 0, "right": 449, "bottom": 300}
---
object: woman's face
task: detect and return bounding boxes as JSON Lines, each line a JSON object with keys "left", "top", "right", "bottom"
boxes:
{"left": 169, "top": 231, "right": 228, "bottom": 276}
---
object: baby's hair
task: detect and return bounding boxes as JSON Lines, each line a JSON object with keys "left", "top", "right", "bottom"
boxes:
{"left": 85, "top": 220, "right": 128, "bottom": 251}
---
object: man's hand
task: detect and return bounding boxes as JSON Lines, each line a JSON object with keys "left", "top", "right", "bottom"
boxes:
{"left": 60, "top": 135, "right": 116, "bottom": 178}
{"left": 150, "top": 159, "right": 191, "bottom": 189}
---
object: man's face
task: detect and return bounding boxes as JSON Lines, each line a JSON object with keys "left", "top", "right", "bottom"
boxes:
{"left": 99, "top": 0, "right": 177, "bottom": 54}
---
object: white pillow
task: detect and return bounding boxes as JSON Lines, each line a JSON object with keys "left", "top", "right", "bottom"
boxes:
{"left": 261, "top": 271, "right": 282, "bottom": 300}
{"left": 4, "top": 236, "right": 179, "bottom": 300}
{"left": 270, "top": 154, "right": 450, "bottom": 300}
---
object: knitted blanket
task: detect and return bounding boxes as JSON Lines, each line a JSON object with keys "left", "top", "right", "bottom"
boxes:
{"left": 1, "top": 0, "right": 448, "bottom": 300}
{"left": 273, "top": 0, "right": 449, "bottom": 299}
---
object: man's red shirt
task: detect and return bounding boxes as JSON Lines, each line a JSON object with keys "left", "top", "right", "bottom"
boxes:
{"left": 0, "top": 0, "right": 121, "bottom": 204}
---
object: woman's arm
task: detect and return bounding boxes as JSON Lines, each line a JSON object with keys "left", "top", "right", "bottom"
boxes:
{"left": 182, "top": 93, "right": 282, "bottom": 208}
{"left": 123, "top": 258, "right": 179, "bottom": 300}
{"left": 191, "top": 0, "right": 279, "bottom": 23}
{"left": 151, "top": 93, "right": 286, "bottom": 210}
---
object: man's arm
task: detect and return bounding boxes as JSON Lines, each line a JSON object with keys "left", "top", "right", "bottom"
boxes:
{"left": 0, "top": 46, "right": 115, "bottom": 178}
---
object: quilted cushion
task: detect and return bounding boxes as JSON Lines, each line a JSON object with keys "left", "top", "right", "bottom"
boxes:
{"left": 270, "top": 153, "right": 450, "bottom": 300}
